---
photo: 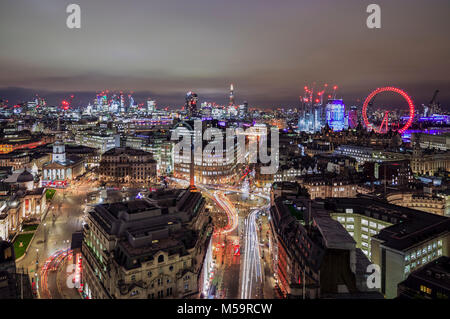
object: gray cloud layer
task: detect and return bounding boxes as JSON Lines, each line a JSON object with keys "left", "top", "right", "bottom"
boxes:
{"left": 0, "top": 0, "right": 449, "bottom": 108}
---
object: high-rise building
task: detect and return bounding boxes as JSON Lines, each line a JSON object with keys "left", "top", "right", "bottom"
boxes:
{"left": 348, "top": 106, "right": 359, "bottom": 129}
{"left": 229, "top": 83, "right": 235, "bottom": 106}
{"left": 238, "top": 101, "right": 248, "bottom": 119}
{"left": 147, "top": 99, "right": 156, "bottom": 114}
{"left": 185, "top": 92, "right": 198, "bottom": 118}
{"left": 326, "top": 99, "right": 346, "bottom": 132}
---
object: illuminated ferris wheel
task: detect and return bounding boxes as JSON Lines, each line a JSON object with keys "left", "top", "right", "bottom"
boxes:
{"left": 362, "top": 87, "right": 415, "bottom": 134}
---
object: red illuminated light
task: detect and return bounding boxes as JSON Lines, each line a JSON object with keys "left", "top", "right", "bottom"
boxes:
{"left": 362, "top": 86, "right": 415, "bottom": 134}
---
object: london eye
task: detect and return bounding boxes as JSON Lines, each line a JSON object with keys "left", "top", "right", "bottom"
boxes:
{"left": 362, "top": 87, "right": 415, "bottom": 134}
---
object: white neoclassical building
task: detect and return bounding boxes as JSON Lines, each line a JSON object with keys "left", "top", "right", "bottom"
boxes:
{"left": 42, "top": 141, "right": 85, "bottom": 188}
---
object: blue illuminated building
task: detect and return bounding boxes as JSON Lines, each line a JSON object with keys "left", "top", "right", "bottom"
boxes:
{"left": 326, "top": 99, "right": 346, "bottom": 131}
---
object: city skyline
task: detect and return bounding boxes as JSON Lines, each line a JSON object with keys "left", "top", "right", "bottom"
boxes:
{"left": 0, "top": 0, "right": 449, "bottom": 108}
{"left": 0, "top": 0, "right": 449, "bottom": 305}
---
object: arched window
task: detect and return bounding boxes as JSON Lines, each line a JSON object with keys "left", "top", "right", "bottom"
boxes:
{"left": 158, "top": 255, "right": 164, "bottom": 263}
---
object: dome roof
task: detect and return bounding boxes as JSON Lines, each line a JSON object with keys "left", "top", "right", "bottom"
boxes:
{"left": 16, "top": 170, "right": 34, "bottom": 183}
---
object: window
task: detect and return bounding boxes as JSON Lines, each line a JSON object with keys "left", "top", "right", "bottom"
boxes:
{"left": 130, "top": 290, "right": 139, "bottom": 296}
{"left": 404, "top": 255, "right": 410, "bottom": 262}
{"left": 404, "top": 265, "right": 410, "bottom": 274}
{"left": 158, "top": 255, "right": 164, "bottom": 263}
{"left": 131, "top": 275, "right": 136, "bottom": 281}
{"left": 169, "top": 265, "right": 174, "bottom": 272}
{"left": 184, "top": 284, "right": 189, "bottom": 291}
{"left": 420, "top": 285, "right": 432, "bottom": 295}
{"left": 362, "top": 234, "right": 369, "bottom": 240}
{"left": 346, "top": 217, "right": 354, "bottom": 223}
{"left": 362, "top": 219, "right": 368, "bottom": 226}
{"left": 148, "top": 271, "right": 152, "bottom": 277}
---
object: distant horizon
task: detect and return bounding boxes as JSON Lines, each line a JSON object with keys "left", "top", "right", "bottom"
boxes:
{"left": 0, "top": 85, "right": 448, "bottom": 112}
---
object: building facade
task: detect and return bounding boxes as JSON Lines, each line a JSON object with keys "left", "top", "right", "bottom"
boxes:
{"left": 81, "top": 188, "right": 212, "bottom": 299}
{"left": 98, "top": 147, "right": 157, "bottom": 187}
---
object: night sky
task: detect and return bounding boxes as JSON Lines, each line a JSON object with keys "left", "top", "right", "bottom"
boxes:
{"left": 0, "top": 0, "right": 449, "bottom": 109}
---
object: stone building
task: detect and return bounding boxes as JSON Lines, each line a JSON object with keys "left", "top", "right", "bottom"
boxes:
{"left": 98, "top": 147, "right": 157, "bottom": 187}
{"left": 81, "top": 188, "right": 212, "bottom": 299}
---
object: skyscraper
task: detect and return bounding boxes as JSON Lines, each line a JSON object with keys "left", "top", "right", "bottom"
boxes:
{"left": 239, "top": 101, "right": 248, "bottom": 119}
{"left": 229, "top": 83, "right": 235, "bottom": 106}
{"left": 186, "top": 91, "right": 198, "bottom": 117}
{"left": 326, "top": 99, "right": 346, "bottom": 132}
{"left": 348, "top": 106, "right": 359, "bottom": 129}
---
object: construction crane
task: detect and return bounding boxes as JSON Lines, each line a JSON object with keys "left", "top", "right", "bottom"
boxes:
{"left": 429, "top": 90, "right": 439, "bottom": 105}
{"left": 427, "top": 90, "right": 440, "bottom": 115}
{"left": 61, "top": 95, "right": 75, "bottom": 110}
